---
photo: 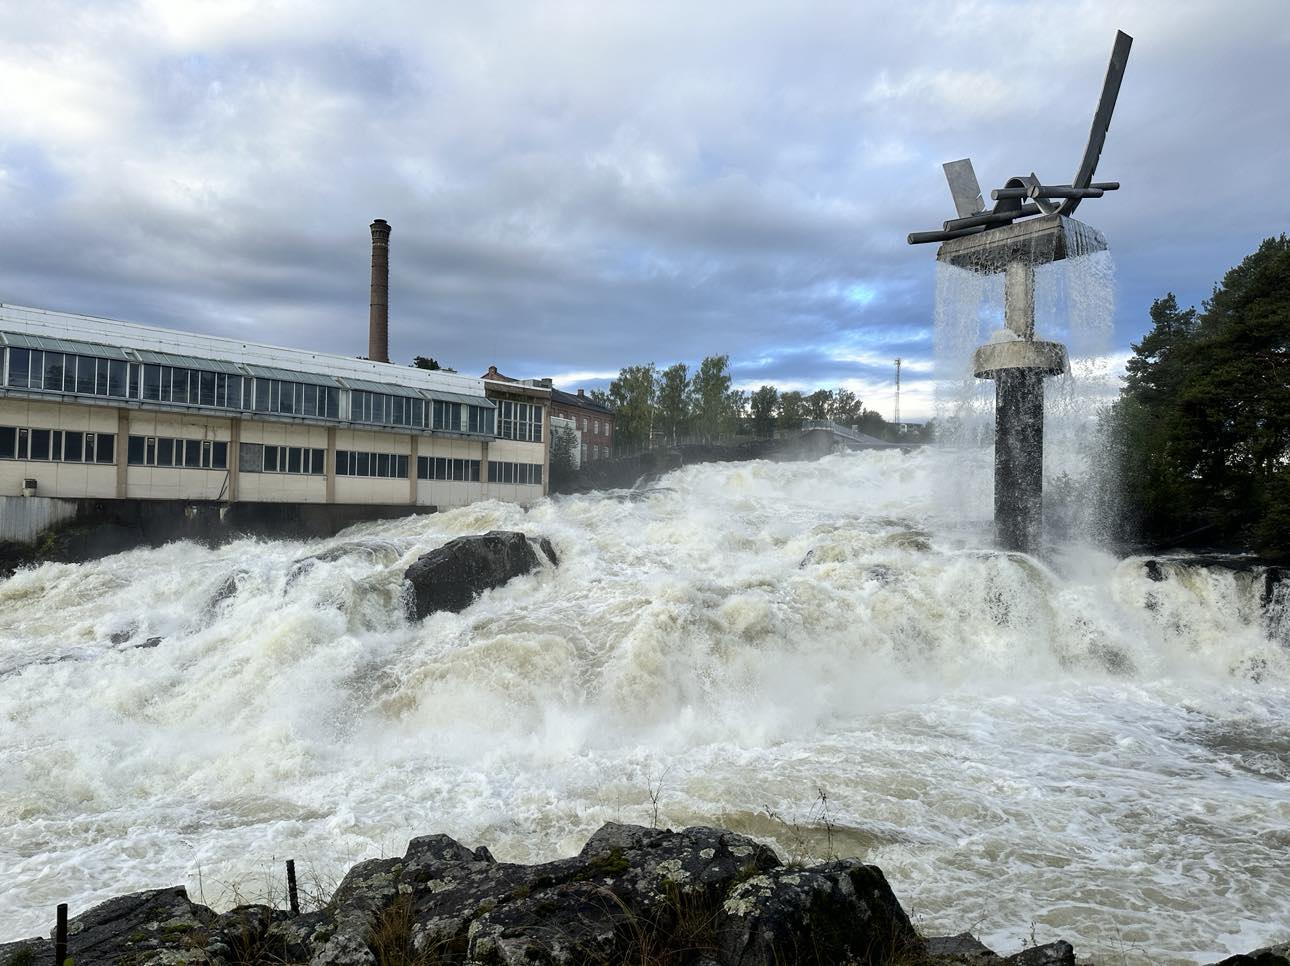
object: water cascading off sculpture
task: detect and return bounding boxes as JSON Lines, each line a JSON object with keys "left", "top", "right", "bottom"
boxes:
{"left": 908, "top": 30, "right": 1132, "bottom": 554}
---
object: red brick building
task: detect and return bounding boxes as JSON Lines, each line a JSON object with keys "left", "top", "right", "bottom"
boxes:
{"left": 547, "top": 383, "right": 615, "bottom": 462}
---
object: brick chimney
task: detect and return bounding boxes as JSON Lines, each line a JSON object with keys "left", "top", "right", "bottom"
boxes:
{"left": 368, "top": 219, "right": 390, "bottom": 363}
{"left": 577, "top": 389, "right": 585, "bottom": 399}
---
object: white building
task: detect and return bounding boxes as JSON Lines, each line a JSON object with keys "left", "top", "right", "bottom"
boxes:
{"left": 0, "top": 302, "right": 549, "bottom": 512}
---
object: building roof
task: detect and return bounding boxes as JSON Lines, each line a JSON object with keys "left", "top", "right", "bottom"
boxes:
{"left": 0, "top": 302, "right": 491, "bottom": 403}
{"left": 549, "top": 386, "right": 613, "bottom": 415}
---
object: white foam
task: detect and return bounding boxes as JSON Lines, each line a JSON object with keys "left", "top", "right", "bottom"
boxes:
{"left": 1, "top": 450, "right": 1287, "bottom": 963}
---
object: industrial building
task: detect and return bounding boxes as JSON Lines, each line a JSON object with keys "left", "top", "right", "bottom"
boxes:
{"left": 0, "top": 221, "right": 549, "bottom": 544}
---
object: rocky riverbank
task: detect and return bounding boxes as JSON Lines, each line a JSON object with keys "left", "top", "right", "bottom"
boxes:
{"left": 2, "top": 822, "right": 1284, "bottom": 966}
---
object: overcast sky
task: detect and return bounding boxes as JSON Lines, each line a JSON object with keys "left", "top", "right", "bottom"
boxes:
{"left": 1, "top": 0, "right": 1286, "bottom": 418}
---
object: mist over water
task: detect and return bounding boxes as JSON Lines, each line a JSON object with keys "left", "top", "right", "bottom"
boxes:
{"left": 2, "top": 450, "right": 1288, "bottom": 963}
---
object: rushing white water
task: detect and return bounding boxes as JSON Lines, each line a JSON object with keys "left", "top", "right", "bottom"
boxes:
{"left": 1, "top": 450, "right": 1287, "bottom": 962}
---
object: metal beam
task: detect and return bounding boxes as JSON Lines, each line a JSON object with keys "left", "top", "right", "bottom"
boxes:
{"left": 1061, "top": 30, "right": 1133, "bottom": 216}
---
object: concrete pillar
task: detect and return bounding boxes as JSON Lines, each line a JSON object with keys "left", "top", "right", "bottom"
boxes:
{"left": 115, "top": 409, "right": 129, "bottom": 498}
{"left": 1003, "top": 260, "right": 1036, "bottom": 339}
{"left": 228, "top": 418, "right": 241, "bottom": 502}
{"left": 994, "top": 364, "right": 1045, "bottom": 554}
{"left": 325, "top": 426, "right": 337, "bottom": 504}
{"left": 409, "top": 433, "right": 418, "bottom": 505}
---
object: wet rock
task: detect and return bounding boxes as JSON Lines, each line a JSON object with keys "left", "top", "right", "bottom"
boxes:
{"left": 205, "top": 569, "right": 249, "bottom": 612}
{"left": 134, "top": 636, "right": 164, "bottom": 649}
{"left": 926, "top": 932, "right": 999, "bottom": 963}
{"left": 538, "top": 536, "right": 559, "bottom": 566}
{"left": 0, "top": 886, "right": 215, "bottom": 966}
{"left": 403, "top": 531, "right": 554, "bottom": 620}
{"left": 1210, "top": 942, "right": 1290, "bottom": 966}
{"left": 717, "top": 860, "right": 922, "bottom": 966}
{"left": 1001, "top": 941, "right": 1076, "bottom": 966}
{"left": 108, "top": 624, "right": 138, "bottom": 645}
{"left": 1144, "top": 559, "right": 1166, "bottom": 582}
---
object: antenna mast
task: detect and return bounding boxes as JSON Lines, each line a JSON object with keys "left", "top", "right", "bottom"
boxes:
{"left": 893, "top": 357, "right": 902, "bottom": 428}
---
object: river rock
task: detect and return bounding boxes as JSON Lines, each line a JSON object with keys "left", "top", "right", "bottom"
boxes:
{"left": 1210, "top": 942, "right": 1290, "bottom": 966}
{"left": 718, "top": 860, "right": 922, "bottom": 966}
{"left": 403, "top": 530, "right": 554, "bottom": 619}
{"left": 0, "top": 886, "right": 215, "bottom": 966}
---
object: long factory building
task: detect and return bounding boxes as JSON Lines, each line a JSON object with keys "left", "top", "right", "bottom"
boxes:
{"left": 0, "top": 301, "right": 550, "bottom": 513}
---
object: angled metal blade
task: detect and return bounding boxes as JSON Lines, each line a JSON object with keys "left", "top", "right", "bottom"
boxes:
{"left": 1062, "top": 30, "right": 1133, "bottom": 216}
{"left": 943, "top": 159, "right": 986, "bottom": 218}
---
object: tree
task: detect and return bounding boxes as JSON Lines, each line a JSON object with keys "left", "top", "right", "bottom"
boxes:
{"left": 749, "top": 385, "right": 779, "bottom": 438}
{"left": 549, "top": 424, "right": 579, "bottom": 490}
{"left": 828, "top": 388, "right": 863, "bottom": 426}
{"left": 655, "top": 363, "right": 691, "bottom": 441}
{"left": 412, "top": 356, "right": 442, "bottom": 371}
{"left": 689, "top": 355, "right": 735, "bottom": 438}
{"left": 1109, "top": 235, "right": 1290, "bottom": 559}
{"left": 607, "top": 364, "right": 657, "bottom": 449}
{"left": 778, "top": 391, "right": 807, "bottom": 430}
{"left": 806, "top": 389, "right": 832, "bottom": 421}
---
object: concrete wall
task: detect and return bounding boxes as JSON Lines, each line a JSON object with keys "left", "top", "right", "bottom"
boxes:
{"left": 0, "top": 495, "right": 80, "bottom": 543}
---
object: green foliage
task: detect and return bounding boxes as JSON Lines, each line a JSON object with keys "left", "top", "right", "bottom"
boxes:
{"left": 689, "top": 355, "right": 737, "bottom": 436}
{"left": 549, "top": 425, "right": 579, "bottom": 488}
{"left": 806, "top": 389, "right": 831, "bottom": 421}
{"left": 411, "top": 356, "right": 441, "bottom": 371}
{"left": 1109, "top": 235, "right": 1290, "bottom": 559}
{"left": 749, "top": 385, "right": 779, "bottom": 438}
{"left": 608, "top": 363, "right": 658, "bottom": 449}
{"left": 655, "top": 363, "right": 691, "bottom": 441}
{"left": 777, "top": 390, "right": 807, "bottom": 430}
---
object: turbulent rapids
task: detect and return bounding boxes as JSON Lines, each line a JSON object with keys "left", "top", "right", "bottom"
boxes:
{"left": 2, "top": 449, "right": 1288, "bottom": 963}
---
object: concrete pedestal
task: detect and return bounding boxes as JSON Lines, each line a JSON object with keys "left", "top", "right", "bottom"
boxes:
{"left": 993, "top": 369, "right": 1045, "bottom": 553}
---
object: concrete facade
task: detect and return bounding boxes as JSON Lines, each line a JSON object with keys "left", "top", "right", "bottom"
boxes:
{"left": 0, "top": 305, "right": 551, "bottom": 536}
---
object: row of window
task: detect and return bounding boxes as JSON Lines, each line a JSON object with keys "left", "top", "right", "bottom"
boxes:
{"left": 564, "top": 413, "right": 610, "bottom": 438}
{"left": 126, "top": 435, "right": 229, "bottom": 470}
{"left": 0, "top": 426, "right": 116, "bottom": 463}
{"left": 487, "top": 461, "right": 543, "bottom": 485}
{"left": 335, "top": 449, "right": 411, "bottom": 479}
{"left": 2, "top": 347, "right": 502, "bottom": 434}
{"left": 417, "top": 456, "right": 483, "bottom": 482}
{"left": 496, "top": 400, "right": 543, "bottom": 443}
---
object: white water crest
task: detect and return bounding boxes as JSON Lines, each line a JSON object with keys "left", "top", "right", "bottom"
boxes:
{"left": 2, "top": 450, "right": 1288, "bottom": 963}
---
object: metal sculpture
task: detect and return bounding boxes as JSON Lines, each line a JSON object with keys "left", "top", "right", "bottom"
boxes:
{"left": 908, "top": 30, "right": 1132, "bottom": 554}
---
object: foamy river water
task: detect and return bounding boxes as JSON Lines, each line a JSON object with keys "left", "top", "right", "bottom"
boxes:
{"left": 2, "top": 449, "right": 1287, "bottom": 963}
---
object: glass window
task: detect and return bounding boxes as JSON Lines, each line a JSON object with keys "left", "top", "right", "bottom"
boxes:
{"left": 229, "top": 375, "right": 245, "bottom": 410}
{"left": 64, "top": 431, "right": 83, "bottom": 462}
{"left": 184, "top": 440, "right": 200, "bottom": 467}
{"left": 288, "top": 447, "right": 302, "bottom": 474}
{"left": 0, "top": 426, "right": 14, "bottom": 459}
{"left": 397, "top": 455, "right": 408, "bottom": 478}
{"left": 17, "top": 428, "right": 29, "bottom": 459}
{"left": 143, "top": 365, "right": 162, "bottom": 401}
{"left": 145, "top": 437, "right": 155, "bottom": 465}
{"left": 128, "top": 436, "right": 146, "bottom": 465}
{"left": 264, "top": 446, "right": 279, "bottom": 472}
{"left": 7, "top": 348, "right": 30, "bottom": 388}
{"left": 252, "top": 379, "right": 270, "bottom": 412}
{"left": 335, "top": 450, "right": 346, "bottom": 476}
{"left": 94, "top": 358, "right": 108, "bottom": 396}
{"left": 533, "top": 465, "right": 542, "bottom": 486}
{"left": 198, "top": 371, "right": 216, "bottom": 406}
{"left": 30, "top": 429, "right": 51, "bottom": 460}
{"left": 311, "top": 449, "right": 324, "bottom": 474}
{"left": 213, "top": 441, "right": 228, "bottom": 469}
{"left": 96, "top": 434, "right": 115, "bottom": 464}
{"left": 417, "top": 456, "right": 429, "bottom": 480}
{"left": 45, "top": 354, "right": 65, "bottom": 393}
{"left": 128, "top": 363, "right": 139, "bottom": 399}
{"left": 356, "top": 451, "right": 370, "bottom": 476}
{"left": 109, "top": 360, "right": 128, "bottom": 397}
{"left": 376, "top": 453, "right": 390, "bottom": 477}
{"left": 158, "top": 438, "right": 174, "bottom": 467}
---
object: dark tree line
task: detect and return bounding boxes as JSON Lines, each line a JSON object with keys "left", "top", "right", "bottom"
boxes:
{"left": 1106, "top": 235, "right": 1290, "bottom": 560}
{"left": 600, "top": 355, "right": 901, "bottom": 450}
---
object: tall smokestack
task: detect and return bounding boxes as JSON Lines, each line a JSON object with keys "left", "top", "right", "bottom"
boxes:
{"left": 368, "top": 218, "right": 390, "bottom": 363}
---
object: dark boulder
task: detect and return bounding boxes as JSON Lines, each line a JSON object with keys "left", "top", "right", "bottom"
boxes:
{"left": 0, "top": 886, "right": 214, "bottom": 966}
{"left": 717, "top": 860, "right": 922, "bottom": 966}
{"left": 404, "top": 530, "right": 555, "bottom": 620}
{"left": 1210, "top": 942, "right": 1290, "bottom": 966}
